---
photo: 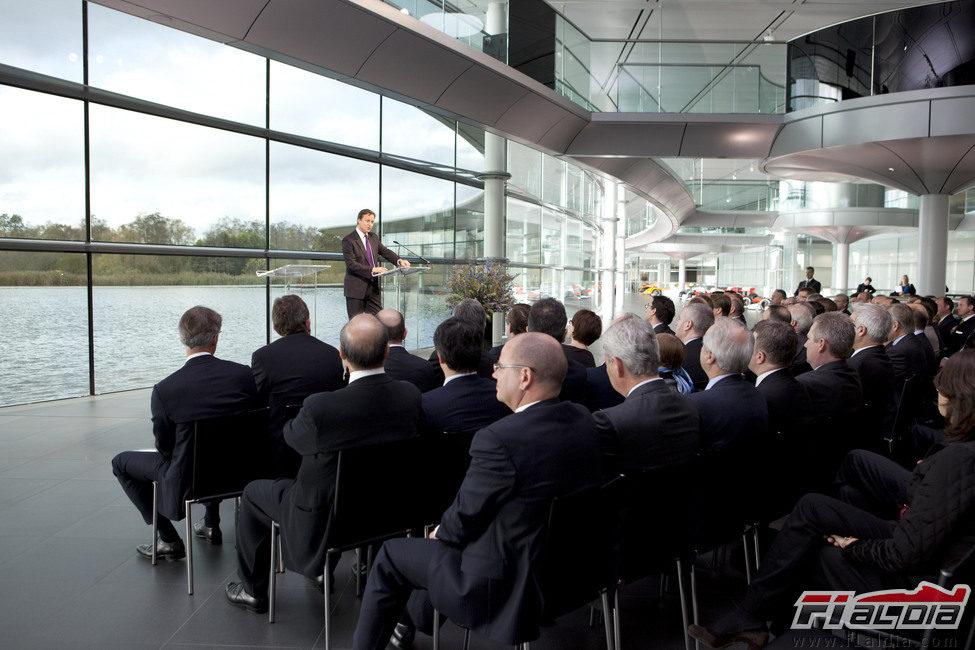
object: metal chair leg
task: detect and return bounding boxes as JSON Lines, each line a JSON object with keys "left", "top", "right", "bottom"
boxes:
{"left": 432, "top": 609, "right": 441, "bottom": 650}
{"left": 742, "top": 531, "right": 753, "bottom": 585}
{"left": 150, "top": 481, "right": 158, "bottom": 566}
{"left": 690, "top": 560, "right": 700, "bottom": 650}
{"left": 752, "top": 525, "right": 761, "bottom": 570}
{"left": 676, "top": 558, "right": 692, "bottom": 650}
{"left": 609, "top": 588, "right": 620, "bottom": 650}
{"left": 462, "top": 628, "right": 470, "bottom": 650}
{"left": 269, "top": 522, "right": 278, "bottom": 623}
{"left": 185, "top": 500, "right": 194, "bottom": 594}
{"left": 234, "top": 495, "right": 240, "bottom": 541}
{"left": 324, "top": 550, "right": 334, "bottom": 650}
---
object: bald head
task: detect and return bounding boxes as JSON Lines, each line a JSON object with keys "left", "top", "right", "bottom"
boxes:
{"left": 503, "top": 332, "right": 567, "bottom": 392}
{"left": 376, "top": 308, "right": 406, "bottom": 342}
{"left": 339, "top": 314, "right": 389, "bottom": 370}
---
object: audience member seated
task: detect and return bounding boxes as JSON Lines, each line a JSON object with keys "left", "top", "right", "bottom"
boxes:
{"left": 711, "top": 292, "right": 732, "bottom": 319}
{"left": 762, "top": 304, "right": 791, "bottom": 324}
{"left": 908, "top": 302, "right": 938, "bottom": 375}
{"left": 728, "top": 292, "right": 747, "bottom": 325}
{"left": 448, "top": 298, "right": 496, "bottom": 379}
{"left": 422, "top": 318, "right": 511, "bottom": 435}
{"left": 689, "top": 350, "right": 975, "bottom": 650}
{"left": 935, "top": 296, "right": 957, "bottom": 356}
{"left": 887, "top": 303, "right": 928, "bottom": 386}
{"left": 112, "top": 306, "right": 258, "bottom": 559}
{"left": 817, "top": 297, "right": 837, "bottom": 312}
{"left": 657, "top": 333, "right": 693, "bottom": 395}
{"left": 805, "top": 297, "right": 825, "bottom": 316}
{"left": 674, "top": 301, "right": 715, "bottom": 392}
{"left": 848, "top": 303, "right": 896, "bottom": 445}
{"left": 251, "top": 295, "right": 344, "bottom": 479}
{"left": 769, "top": 289, "right": 787, "bottom": 306}
{"left": 787, "top": 303, "right": 814, "bottom": 376}
{"left": 646, "top": 294, "right": 676, "bottom": 335}
{"left": 566, "top": 308, "right": 601, "bottom": 367}
{"left": 795, "top": 287, "right": 814, "bottom": 303}
{"left": 946, "top": 295, "right": 975, "bottom": 357}
{"left": 585, "top": 362, "right": 626, "bottom": 412}
{"left": 749, "top": 320, "right": 812, "bottom": 440}
{"left": 593, "top": 315, "right": 699, "bottom": 477}
{"left": 688, "top": 317, "right": 768, "bottom": 452}
{"left": 833, "top": 293, "right": 850, "bottom": 315}
{"left": 350, "top": 333, "right": 603, "bottom": 650}
{"left": 856, "top": 277, "right": 876, "bottom": 296}
{"left": 378, "top": 308, "right": 440, "bottom": 393}
{"left": 916, "top": 296, "right": 941, "bottom": 352}
{"left": 527, "top": 297, "right": 588, "bottom": 404}
{"left": 489, "top": 303, "right": 529, "bottom": 362}
{"left": 224, "top": 314, "right": 422, "bottom": 614}
{"left": 688, "top": 294, "right": 714, "bottom": 309}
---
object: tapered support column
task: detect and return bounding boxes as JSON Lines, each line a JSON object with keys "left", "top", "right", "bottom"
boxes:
{"left": 678, "top": 256, "right": 687, "bottom": 292}
{"left": 601, "top": 179, "right": 618, "bottom": 323}
{"left": 918, "top": 194, "right": 949, "bottom": 297}
{"left": 479, "top": 132, "right": 510, "bottom": 346}
{"left": 834, "top": 242, "right": 849, "bottom": 294}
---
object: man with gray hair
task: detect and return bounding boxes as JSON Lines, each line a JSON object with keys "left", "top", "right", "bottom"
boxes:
{"left": 787, "top": 303, "right": 815, "bottom": 376}
{"left": 848, "top": 303, "right": 896, "bottom": 440}
{"left": 112, "top": 306, "right": 258, "bottom": 560}
{"left": 593, "top": 314, "right": 700, "bottom": 475}
{"left": 886, "top": 303, "right": 928, "bottom": 386}
{"left": 834, "top": 293, "right": 850, "bottom": 315}
{"left": 674, "top": 301, "right": 715, "bottom": 391}
{"left": 688, "top": 318, "right": 768, "bottom": 452}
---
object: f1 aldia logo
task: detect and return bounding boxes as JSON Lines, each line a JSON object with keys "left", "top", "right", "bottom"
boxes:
{"left": 792, "top": 582, "right": 970, "bottom": 631}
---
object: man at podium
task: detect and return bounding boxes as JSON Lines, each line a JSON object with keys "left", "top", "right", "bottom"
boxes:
{"left": 342, "top": 208, "right": 409, "bottom": 318}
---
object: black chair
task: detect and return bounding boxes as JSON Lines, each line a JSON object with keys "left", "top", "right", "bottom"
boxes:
{"left": 150, "top": 407, "right": 269, "bottom": 595}
{"left": 886, "top": 374, "right": 919, "bottom": 462}
{"left": 420, "top": 430, "right": 477, "bottom": 531}
{"left": 267, "top": 436, "right": 426, "bottom": 650}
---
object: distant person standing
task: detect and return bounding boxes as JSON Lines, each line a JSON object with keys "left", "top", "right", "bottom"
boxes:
{"left": 855, "top": 277, "right": 876, "bottom": 296}
{"left": 794, "top": 266, "right": 821, "bottom": 296}
{"left": 342, "top": 208, "right": 409, "bottom": 319}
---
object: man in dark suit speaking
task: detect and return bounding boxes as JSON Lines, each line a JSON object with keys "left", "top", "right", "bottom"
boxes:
{"left": 351, "top": 333, "right": 602, "bottom": 649}
{"left": 224, "top": 314, "right": 422, "bottom": 613}
{"left": 112, "top": 306, "right": 258, "bottom": 560}
{"left": 342, "top": 208, "right": 409, "bottom": 319}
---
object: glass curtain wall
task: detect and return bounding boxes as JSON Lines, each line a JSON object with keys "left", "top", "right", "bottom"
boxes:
{"left": 0, "top": 0, "right": 602, "bottom": 407}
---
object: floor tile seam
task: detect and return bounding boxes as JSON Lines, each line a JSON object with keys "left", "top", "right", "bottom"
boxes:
{"left": 160, "top": 566, "right": 237, "bottom": 647}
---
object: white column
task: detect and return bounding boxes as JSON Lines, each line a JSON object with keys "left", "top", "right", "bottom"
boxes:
{"left": 918, "top": 194, "right": 949, "bottom": 296}
{"left": 600, "top": 178, "right": 617, "bottom": 323}
{"left": 480, "top": 132, "right": 509, "bottom": 345}
{"left": 834, "top": 242, "right": 849, "bottom": 294}
{"left": 678, "top": 256, "right": 687, "bottom": 292}
{"left": 486, "top": 2, "right": 505, "bottom": 35}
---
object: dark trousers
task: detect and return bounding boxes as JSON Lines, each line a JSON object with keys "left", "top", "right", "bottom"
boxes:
{"left": 741, "top": 493, "right": 900, "bottom": 620}
{"left": 112, "top": 450, "right": 221, "bottom": 543}
{"left": 346, "top": 284, "right": 382, "bottom": 319}
{"left": 834, "top": 449, "right": 910, "bottom": 520}
{"left": 234, "top": 478, "right": 290, "bottom": 599}
{"left": 352, "top": 538, "right": 442, "bottom": 650}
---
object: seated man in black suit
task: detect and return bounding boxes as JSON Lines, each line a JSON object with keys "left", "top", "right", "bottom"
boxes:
{"left": 225, "top": 314, "right": 422, "bottom": 613}
{"left": 761, "top": 304, "right": 791, "bottom": 324}
{"left": 527, "top": 297, "right": 589, "bottom": 404}
{"left": 646, "top": 294, "right": 676, "bottom": 336}
{"left": 886, "top": 303, "right": 928, "bottom": 386}
{"left": 378, "top": 308, "right": 440, "bottom": 393}
{"left": 422, "top": 318, "right": 510, "bottom": 435}
{"left": 833, "top": 292, "right": 850, "bottom": 315}
{"left": 727, "top": 292, "right": 747, "bottom": 325}
{"left": 848, "top": 303, "right": 896, "bottom": 443}
{"left": 688, "top": 317, "right": 768, "bottom": 452}
{"left": 112, "top": 306, "right": 258, "bottom": 559}
{"left": 769, "top": 289, "right": 787, "bottom": 306}
{"left": 251, "top": 295, "right": 344, "bottom": 482}
{"left": 488, "top": 303, "right": 529, "bottom": 362}
{"left": 674, "top": 301, "right": 715, "bottom": 392}
{"left": 935, "top": 296, "right": 957, "bottom": 356}
{"left": 749, "top": 320, "right": 812, "bottom": 439}
{"left": 947, "top": 295, "right": 975, "bottom": 356}
{"left": 787, "top": 303, "right": 814, "bottom": 376}
{"left": 428, "top": 298, "right": 496, "bottom": 382}
{"left": 594, "top": 314, "right": 699, "bottom": 476}
{"left": 351, "top": 333, "right": 602, "bottom": 650}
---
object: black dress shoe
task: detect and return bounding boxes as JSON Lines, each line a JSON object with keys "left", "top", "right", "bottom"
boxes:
{"left": 136, "top": 538, "right": 185, "bottom": 561}
{"left": 193, "top": 521, "right": 223, "bottom": 545}
{"left": 225, "top": 581, "right": 268, "bottom": 613}
{"left": 688, "top": 623, "right": 768, "bottom": 649}
{"left": 390, "top": 621, "right": 415, "bottom": 649}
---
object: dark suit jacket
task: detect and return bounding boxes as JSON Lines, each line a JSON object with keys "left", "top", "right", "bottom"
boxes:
{"left": 564, "top": 344, "right": 595, "bottom": 368}
{"left": 593, "top": 379, "right": 699, "bottom": 475}
{"left": 794, "top": 278, "right": 821, "bottom": 296}
{"left": 341, "top": 230, "right": 400, "bottom": 300}
{"left": 936, "top": 315, "right": 959, "bottom": 355}
{"left": 429, "top": 399, "right": 602, "bottom": 643}
{"left": 887, "top": 334, "right": 929, "bottom": 384}
{"left": 585, "top": 363, "right": 625, "bottom": 412}
{"left": 796, "top": 359, "right": 863, "bottom": 422}
{"left": 848, "top": 345, "right": 896, "bottom": 430}
{"left": 421, "top": 374, "right": 511, "bottom": 435}
{"left": 386, "top": 345, "right": 441, "bottom": 393}
{"left": 947, "top": 316, "right": 975, "bottom": 356}
{"left": 560, "top": 348, "right": 590, "bottom": 405}
{"left": 756, "top": 367, "right": 812, "bottom": 438}
{"left": 251, "top": 333, "right": 345, "bottom": 475}
{"left": 791, "top": 333, "right": 812, "bottom": 376}
{"left": 653, "top": 323, "right": 675, "bottom": 336}
{"left": 152, "top": 355, "right": 259, "bottom": 520}
{"left": 688, "top": 374, "right": 768, "bottom": 452}
{"left": 915, "top": 332, "right": 938, "bottom": 375}
{"left": 681, "top": 338, "right": 708, "bottom": 391}
{"left": 856, "top": 283, "right": 876, "bottom": 295}
{"left": 279, "top": 373, "right": 422, "bottom": 577}
{"left": 427, "top": 348, "right": 496, "bottom": 384}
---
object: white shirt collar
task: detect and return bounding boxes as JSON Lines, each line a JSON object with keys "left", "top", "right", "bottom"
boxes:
{"left": 627, "top": 377, "right": 662, "bottom": 397}
{"left": 892, "top": 334, "right": 908, "bottom": 346}
{"left": 705, "top": 373, "right": 735, "bottom": 390}
{"left": 914, "top": 330, "right": 924, "bottom": 335}
{"left": 349, "top": 367, "right": 385, "bottom": 383}
{"left": 963, "top": 314, "right": 975, "bottom": 323}
{"left": 443, "top": 371, "right": 477, "bottom": 386}
{"left": 186, "top": 352, "right": 212, "bottom": 361}
{"left": 356, "top": 226, "right": 369, "bottom": 239}
{"left": 754, "top": 367, "right": 784, "bottom": 387}
{"left": 388, "top": 343, "right": 404, "bottom": 348}
{"left": 684, "top": 336, "right": 701, "bottom": 345}
{"left": 852, "top": 344, "right": 880, "bottom": 356}
{"left": 515, "top": 400, "right": 542, "bottom": 413}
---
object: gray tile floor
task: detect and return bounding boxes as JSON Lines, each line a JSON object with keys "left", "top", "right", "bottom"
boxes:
{"left": 0, "top": 388, "right": 697, "bottom": 649}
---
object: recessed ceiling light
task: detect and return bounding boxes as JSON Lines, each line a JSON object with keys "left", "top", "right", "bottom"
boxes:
{"left": 400, "top": 7, "right": 410, "bottom": 14}
{"left": 888, "top": 167, "right": 895, "bottom": 172}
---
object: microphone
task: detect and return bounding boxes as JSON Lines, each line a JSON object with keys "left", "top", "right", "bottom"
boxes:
{"left": 392, "top": 240, "right": 430, "bottom": 265}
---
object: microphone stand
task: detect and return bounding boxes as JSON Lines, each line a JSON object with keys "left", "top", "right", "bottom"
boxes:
{"left": 392, "top": 240, "right": 430, "bottom": 265}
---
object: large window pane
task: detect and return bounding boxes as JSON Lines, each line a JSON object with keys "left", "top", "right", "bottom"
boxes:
{"left": 541, "top": 209, "right": 563, "bottom": 266}
{"left": 381, "top": 97, "right": 455, "bottom": 166}
{"left": 506, "top": 198, "right": 540, "bottom": 264}
{"left": 385, "top": 262, "right": 453, "bottom": 351}
{"left": 269, "top": 142, "right": 379, "bottom": 253}
{"left": 270, "top": 61, "right": 380, "bottom": 151}
{"left": 508, "top": 141, "right": 542, "bottom": 200}
{"left": 455, "top": 184, "right": 484, "bottom": 259}
{"left": 92, "top": 254, "right": 266, "bottom": 393}
{"left": 267, "top": 258, "right": 348, "bottom": 348}
{"left": 0, "top": 0, "right": 81, "bottom": 82}
{"left": 456, "top": 123, "right": 485, "bottom": 172}
{"left": 89, "top": 105, "right": 265, "bottom": 244}
{"left": 88, "top": 4, "right": 265, "bottom": 125}
{"left": 0, "top": 86, "right": 84, "bottom": 239}
{"left": 381, "top": 167, "right": 456, "bottom": 260}
{"left": 0, "top": 251, "right": 89, "bottom": 405}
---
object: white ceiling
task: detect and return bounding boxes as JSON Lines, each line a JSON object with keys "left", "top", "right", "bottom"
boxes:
{"left": 545, "top": 0, "right": 947, "bottom": 42}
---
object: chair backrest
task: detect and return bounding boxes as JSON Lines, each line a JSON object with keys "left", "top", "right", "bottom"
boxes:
{"left": 421, "top": 430, "right": 478, "bottom": 525}
{"left": 188, "top": 407, "right": 269, "bottom": 500}
{"left": 328, "top": 436, "right": 426, "bottom": 551}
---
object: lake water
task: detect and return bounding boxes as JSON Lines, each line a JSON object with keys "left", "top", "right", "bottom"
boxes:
{"left": 0, "top": 285, "right": 454, "bottom": 407}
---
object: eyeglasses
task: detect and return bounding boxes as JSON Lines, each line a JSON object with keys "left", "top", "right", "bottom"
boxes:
{"left": 493, "top": 363, "right": 535, "bottom": 373}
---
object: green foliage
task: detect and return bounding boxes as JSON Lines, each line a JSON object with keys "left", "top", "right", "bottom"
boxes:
{"left": 445, "top": 262, "right": 516, "bottom": 314}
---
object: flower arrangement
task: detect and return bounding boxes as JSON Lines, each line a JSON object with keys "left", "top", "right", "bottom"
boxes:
{"left": 445, "top": 262, "right": 517, "bottom": 314}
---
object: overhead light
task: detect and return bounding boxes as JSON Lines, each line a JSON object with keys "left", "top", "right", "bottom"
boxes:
{"left": 763, "top": 29, "right": 774, "bottom": 42}
{"left": 400, "top": 7, "right": 409, "bottom": 15}
{"left": 888, "top": 167, "right": 895, "bottom": 172}
{"left": 732, "top": 174, "right": 737, "bottom": 180}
